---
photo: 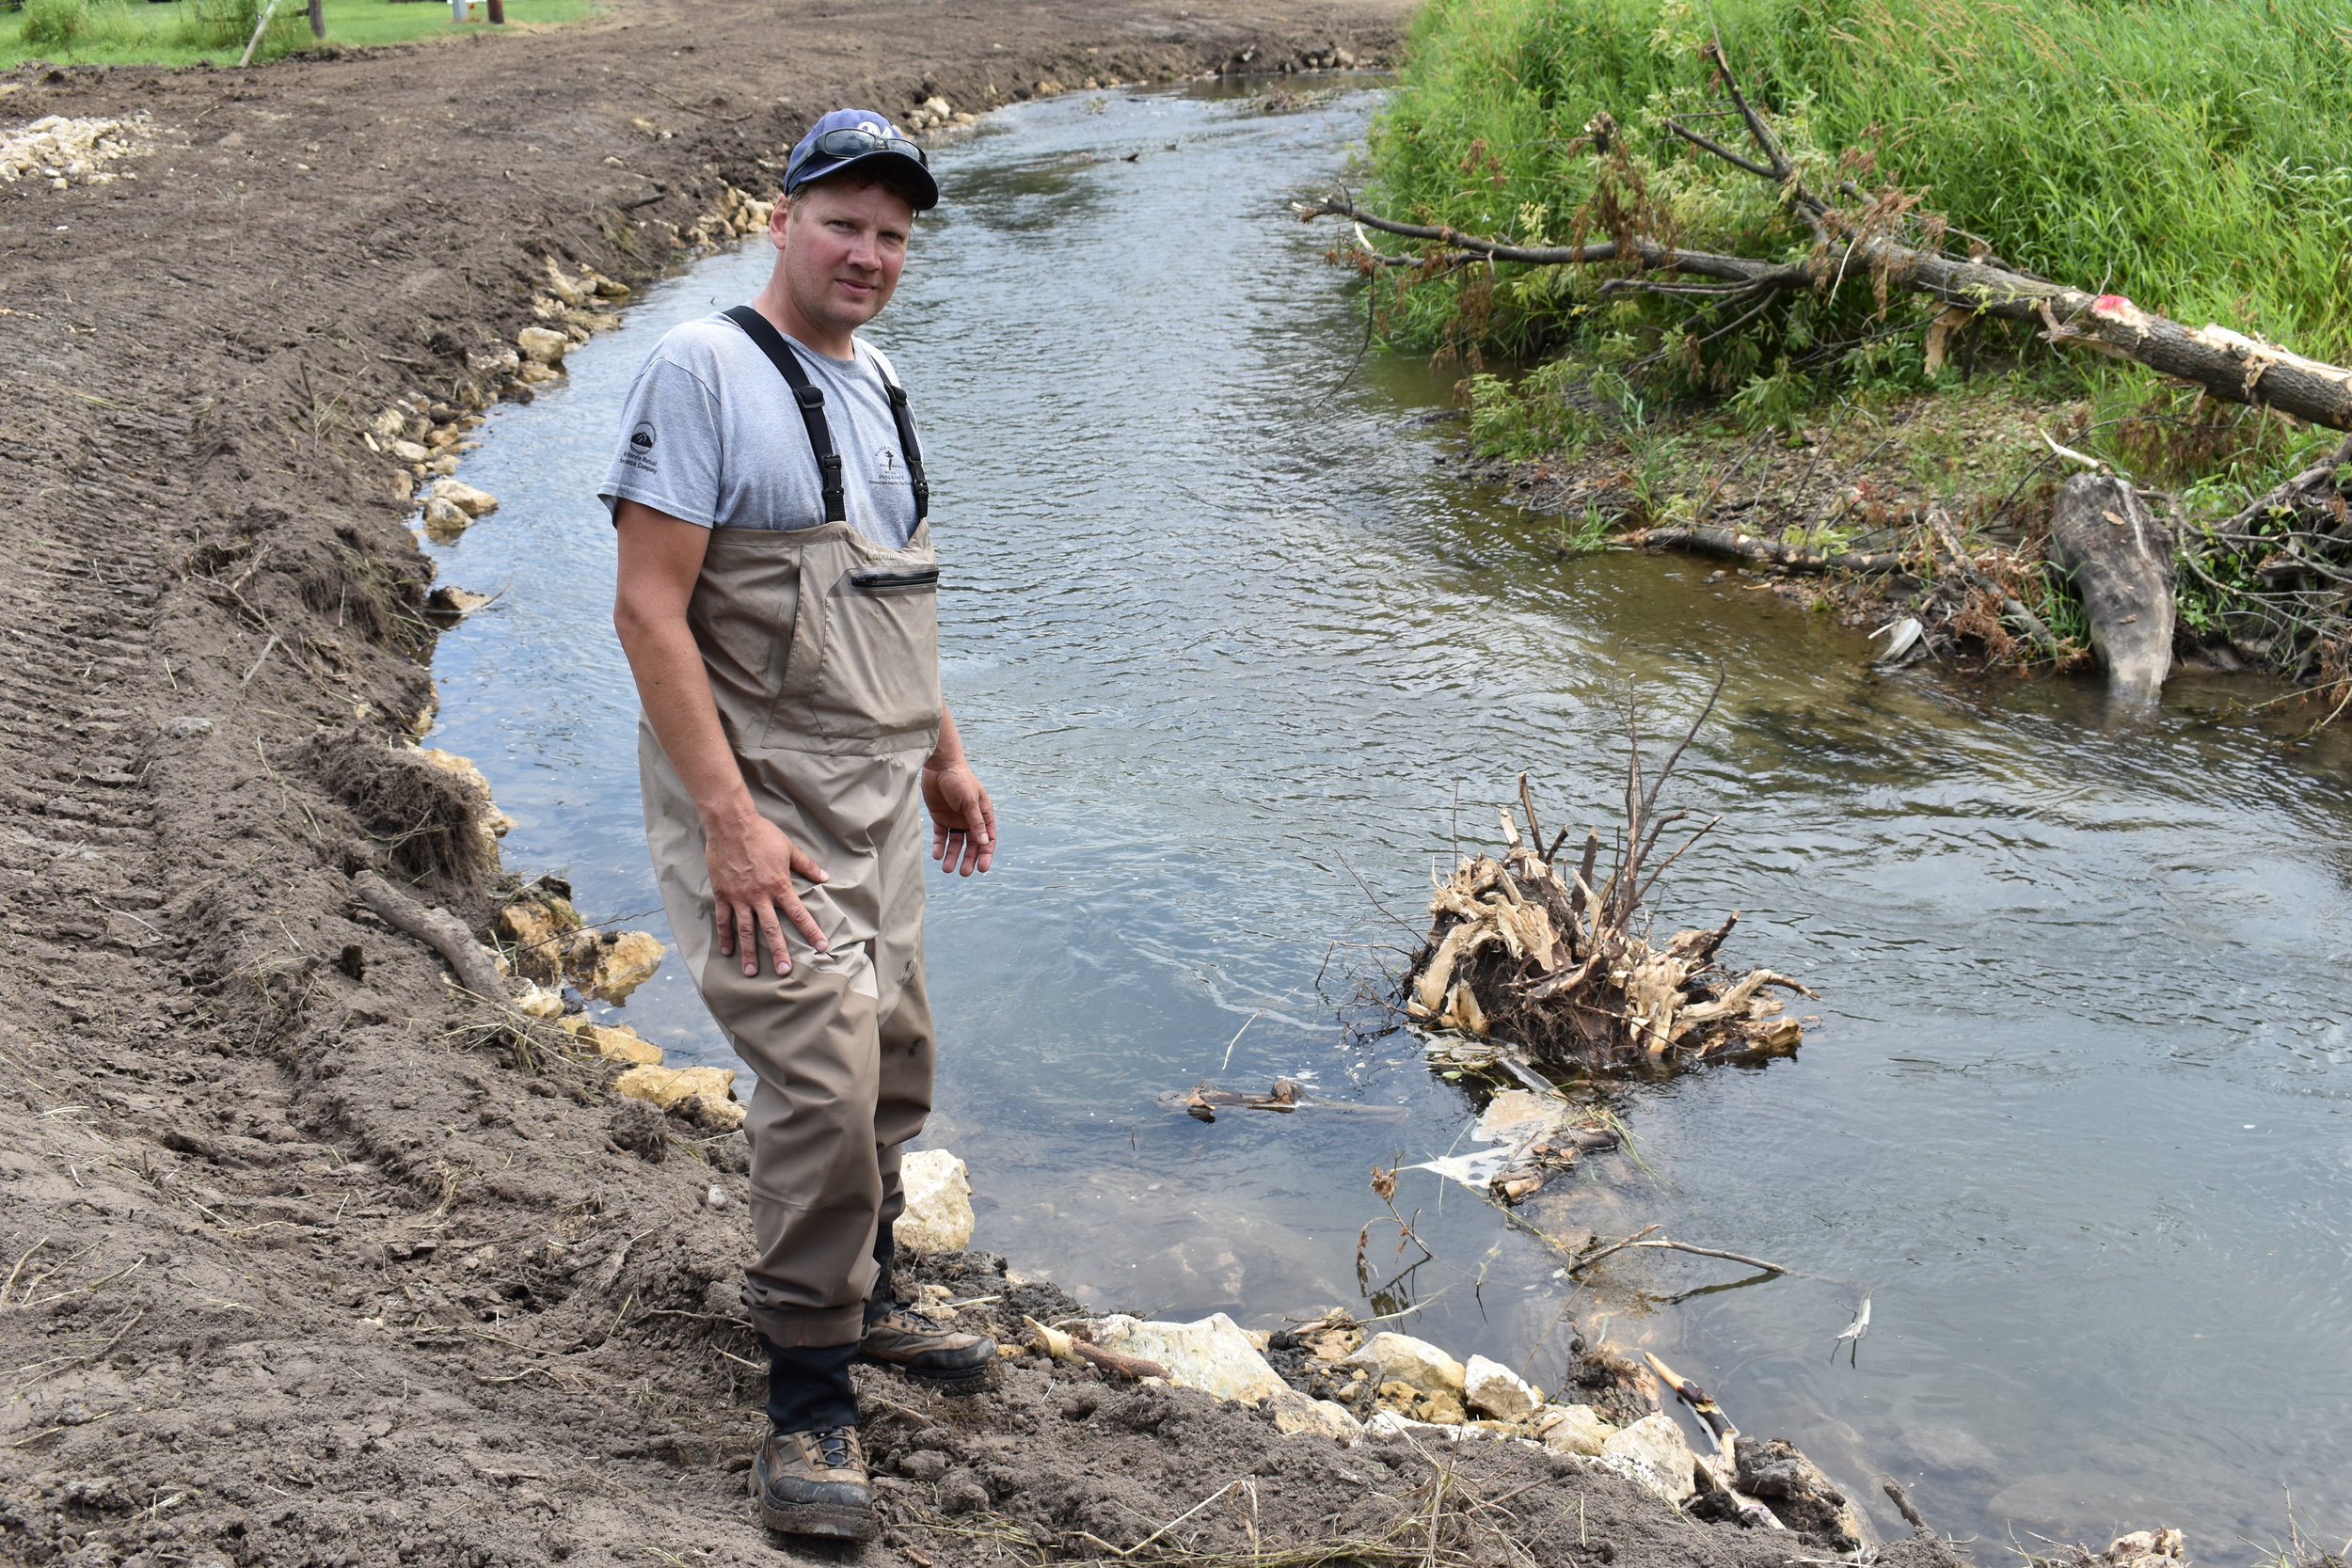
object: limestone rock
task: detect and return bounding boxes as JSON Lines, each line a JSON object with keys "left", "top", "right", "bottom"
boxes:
{"left": 1267, "top": 1387, "right": 1361, "bottom": 1444}
{"left": 421, "top": 585, "right": 495, "bottom": 626}
{"left": 563, "top": 928, "right": 665, "bottom": 1003}
{"left": 411, "top": 746, "right": 513, "bottom": 842}
{"left": 894, "top": 1148, "right": 975, "bottom": 1252}
{"left": 511, "top": 982, "right": 564, "bottom": 1021}
{"left": 614, "top": 1063, "right": 736, "bottom": 1110}
{"left": 1598, "top": 1412, "right": 1697, "bottom": 1505}
{"left": 543, "top": 259, "right": 595, "bottom": 307}
{"left": 416, "top": 746, "right": 491, "bottom": 799}
{"left": 1338, "top": 1332, "right": 1465, "bottom": 1401}
{"left": 560, "top": 1017, "right": 661, "bottom": 1066}
{"left": 0, "top": 114, "right": 149, "bottom": 190}
{"left": 428, "top": 479, "right": 499, "bottom": 517}
{"left": 517, "top": 325, "right": 568, "bottom": 367}
{"left": 1361, "top": 1408, "right": 1482, "bottom": 1442}
{"left": 1086, "top": 1311, "right": 1287, "bottom": 1404}
{"left": 468, "top": 345, "right": 520, "bottom": 377}
{"left": 417, "top": 496, "right": 470, "bottom": 540}
{"left": 499, "top": 895, "right": 580, "bottom": 986}
{"left": 1736, "top": 1438, "right": 1867, "bottom": 1548}
{"left": 673, "top": 1091, "right": 746, "bottom": 1132}
{"left": 389, "top": 438, "right": 432, "bottom": 464}
{"left": 1375, "top": 1381, "right": 1466, "bottom": 1426}
{"left": 1462, "top": 1354, "right": 1542, "bottom": 1422}
{"left": 2105, "top": 1529, "right": 2186, "bottom": 1568}
{"left": 1533, "top": 1403, "right": 1617, "bottom": 1457}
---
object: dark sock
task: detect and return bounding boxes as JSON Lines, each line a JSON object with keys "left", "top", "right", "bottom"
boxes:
{"left": 760, "top": 1338, "right": 859, "bottom": 1434}
{"left": 865, "top": 1224, "right": 899, "bottom": 1326}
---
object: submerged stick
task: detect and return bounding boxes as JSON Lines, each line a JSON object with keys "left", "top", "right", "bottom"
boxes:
{"left": 1629, "top": 1239, "right": 1788, "bottom": 1275}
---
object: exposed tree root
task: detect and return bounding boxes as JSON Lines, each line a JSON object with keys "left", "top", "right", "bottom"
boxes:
{"left": 1405, "top": 682, "right": 1815, "bottom": 1073}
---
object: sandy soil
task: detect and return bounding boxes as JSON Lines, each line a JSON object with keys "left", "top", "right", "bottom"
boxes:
{"left": 0, "top": 5, "right": 1979, "bottom": 1564}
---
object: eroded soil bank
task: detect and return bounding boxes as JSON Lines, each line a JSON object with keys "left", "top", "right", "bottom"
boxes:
{"left": 0, "top": 5, "right": 1731, "bottom": 1564}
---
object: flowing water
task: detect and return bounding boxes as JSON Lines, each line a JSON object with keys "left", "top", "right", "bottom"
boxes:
{"left": 418, "top": 83, "right": 2352, "bottom": 1550}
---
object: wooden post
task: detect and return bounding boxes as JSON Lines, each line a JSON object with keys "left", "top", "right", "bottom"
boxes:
{"left": 486, "top": 0, "right": 505, "bottom": 21}
{"left": 236, "top": 0, "right": 281, "bottom": 66}
{"left": 307, "top": 0, "right": 324, "bottom": 38}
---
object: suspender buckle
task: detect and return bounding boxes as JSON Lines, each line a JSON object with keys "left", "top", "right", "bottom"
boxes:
{"left": 794, "top": 385, "right": 826, "bottom": 410}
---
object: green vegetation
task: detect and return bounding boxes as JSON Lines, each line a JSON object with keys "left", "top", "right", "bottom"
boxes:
{"left": 1362, "top": 0, "right": 2352, "bottom": 435}
{"left": 2, "top": 0, "right": 594, "bottom": 69}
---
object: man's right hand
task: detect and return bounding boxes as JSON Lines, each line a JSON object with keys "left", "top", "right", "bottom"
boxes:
{"left": 706, "top": 811, "right": 831, "bottom": 975}
{"left": 615, "top": 501, "right": 834, "bottom": 979}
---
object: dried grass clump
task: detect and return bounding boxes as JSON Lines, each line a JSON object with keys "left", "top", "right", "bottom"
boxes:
{"left": 1406, "top": 686, "right": 1814, "bottom": 1071}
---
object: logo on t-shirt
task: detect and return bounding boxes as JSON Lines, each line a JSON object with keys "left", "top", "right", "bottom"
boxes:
{"left": 623, "top": 421, "right": 659, "bottom": 472}
{"left": 874, "top": 446, "right": 909, "bottom": 487}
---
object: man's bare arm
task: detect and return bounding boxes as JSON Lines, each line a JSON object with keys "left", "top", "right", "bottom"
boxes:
{"left": 921, "top": 704, "right": 995, "bottom": 877}
{"left": 612, "top": 499, "right": 830, "bottom": 974}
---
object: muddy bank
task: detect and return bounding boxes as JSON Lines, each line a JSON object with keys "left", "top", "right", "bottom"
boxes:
{"left": 1451, "top": 383, "right": 2334, "bottom": 714}
{"left": 0, "top": 4, "right": 1451, "bottom": 1562}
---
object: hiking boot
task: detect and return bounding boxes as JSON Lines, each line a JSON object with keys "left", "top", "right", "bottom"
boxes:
{"left": 750, "top": 1425, "right": 874, "bottom": 1540}
{"left": 860, "top": 1307, "right": 997, "bottom": 1393}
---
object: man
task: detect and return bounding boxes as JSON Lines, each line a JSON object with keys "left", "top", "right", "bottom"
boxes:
{"left": 603, "top": 108, "right": 998, "bottom": 1542}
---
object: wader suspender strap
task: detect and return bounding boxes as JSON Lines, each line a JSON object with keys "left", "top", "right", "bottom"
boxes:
{"left": 723, "top": 305, "right": 846, "bottom": 525}
{"left": 722, "top": 305, "right": 930, "bottom": 527}
{"left": 880, "top": 378, "right": 930, "bottom": 525}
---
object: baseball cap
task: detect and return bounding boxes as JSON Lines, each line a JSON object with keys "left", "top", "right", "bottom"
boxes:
{"left": 783, "top": 108, "right": 939, "bottom": 211}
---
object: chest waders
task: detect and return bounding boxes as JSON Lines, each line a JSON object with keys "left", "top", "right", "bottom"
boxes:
{"left": 638, "top": 306, "right": 939, "bottom": 1368}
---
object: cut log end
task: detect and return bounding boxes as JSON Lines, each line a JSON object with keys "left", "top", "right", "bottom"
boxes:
{"left": 2047, "top": 474, "right": 2175, "bottom": 706}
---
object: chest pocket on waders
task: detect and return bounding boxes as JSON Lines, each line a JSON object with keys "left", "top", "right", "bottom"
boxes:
{"left": 772, "top": 541, "right": 943, "bottom": 748}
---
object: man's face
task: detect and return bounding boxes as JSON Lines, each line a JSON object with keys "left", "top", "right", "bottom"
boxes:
{"left": 772, "top": 177, "right": 914, "bottom": 340}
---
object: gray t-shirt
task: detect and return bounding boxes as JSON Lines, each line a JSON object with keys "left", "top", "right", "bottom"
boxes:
{"left": 597, "top": 313, "right": 921, "bottom": 549}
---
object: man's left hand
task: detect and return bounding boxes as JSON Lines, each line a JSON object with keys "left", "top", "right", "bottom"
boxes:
{"left": 921, "top": 763, "right": 996, "bottom": 877}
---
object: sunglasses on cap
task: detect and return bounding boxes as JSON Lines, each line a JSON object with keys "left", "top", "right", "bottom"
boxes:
{"left": 785, "top": 128, "right": 930, "bottom": 189}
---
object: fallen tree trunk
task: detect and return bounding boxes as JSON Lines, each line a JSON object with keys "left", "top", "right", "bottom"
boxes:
{"left": 1299, "top": 43, "right": 2352, "bottom": 433}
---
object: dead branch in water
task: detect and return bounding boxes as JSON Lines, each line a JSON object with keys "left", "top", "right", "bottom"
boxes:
{"left": 1298, "top": 42, "right": 2352, "bottom": 434}
{"left": 1403, "top": 682, "right": 1816, "bottom": 1071}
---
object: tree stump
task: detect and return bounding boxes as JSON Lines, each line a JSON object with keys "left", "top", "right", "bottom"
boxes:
{"left": 2048, "top": 475, "right": 2174, "bottom": 706}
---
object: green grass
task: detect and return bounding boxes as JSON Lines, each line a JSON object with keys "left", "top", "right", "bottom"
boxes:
{"left": 1, "top": 0, "right": 595, "bottom": 69}
{"left": 1363, "top": 0, "right": 2352, "bottom": 398}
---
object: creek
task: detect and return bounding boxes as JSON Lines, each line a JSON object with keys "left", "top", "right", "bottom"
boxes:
{"left": 417, "top": 82, "right": 2352, "bottom": 1550}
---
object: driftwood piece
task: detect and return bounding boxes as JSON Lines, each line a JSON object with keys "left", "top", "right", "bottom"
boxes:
{"left": 351, "top": 870, "right": 513, "bottom": 1002}
{"left": 1638, "top": 523, "right": 1908, "bottom": 576}
{"left": 1644, "top": 1352, "right": 1785, "bottom": 1530}
{"left": 1071, "top": 1341, "right": 1174, "bottom": 1382}
{"left": 2046, "top": 475, "right": 2175, "bottom": 705}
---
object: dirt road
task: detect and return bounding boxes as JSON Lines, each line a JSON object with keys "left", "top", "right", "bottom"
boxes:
{"left": 0, "top": 6, "right": 1967, "bottom": 1564}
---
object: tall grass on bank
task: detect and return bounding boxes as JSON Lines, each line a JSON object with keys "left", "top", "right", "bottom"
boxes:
{"left": 11, "top": 0, "right": 304, "bottom": 60}
{"left": 1365, "top": 0, "right": 2352, "bottom": 400}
